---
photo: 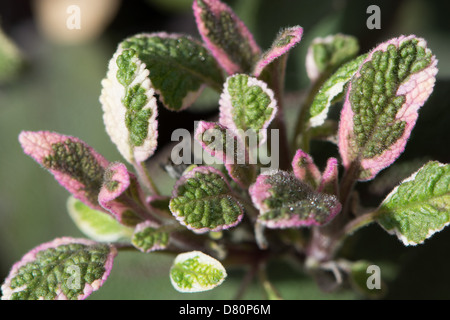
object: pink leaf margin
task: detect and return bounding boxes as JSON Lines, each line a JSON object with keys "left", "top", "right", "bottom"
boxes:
{"left": 1, "top": 237, "right": 117, "bottom": 300}
{"left": 193, "top": 0, "right": 260, "bottom": 75}
{"left": 249, "top": 170, "right": 341, "bottom": 228}
{"left": 19, "top": 131, "right": 109, "bottom": 211}
{"left": 338, "top": 35, "right": 438, "bottom": 181}
{"left": 170, "top": 166, "right": 244, "bottom": 233}
{"left": 132, "top": 220, "right": 168, "bottom": 253}
{"left": 253, "top": 26, "right": 303, "bottom": 77}
{"left": 195, "top": 121, "right": 252, "bottom": 188}
{"left": 317, "top": 157, "right": 339, "bottom": 195}
{"left": 98, "top": 162, "right": 145, "bottom": 226}
{"left": 291, "top": 149, "right": 321, "bottom": 188}
{"left": 218, "top": 74, "right": 278, "bottom": 146}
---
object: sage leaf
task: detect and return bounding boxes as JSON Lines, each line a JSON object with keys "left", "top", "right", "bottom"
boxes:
{"left": 170, "top": 250, "right": 227, "bottom": 293}
{"left": 1, "top": 237, "right": 116, "bottom": 300}
{"left": 375, "top": 161, "right": 450, "bottom": 245}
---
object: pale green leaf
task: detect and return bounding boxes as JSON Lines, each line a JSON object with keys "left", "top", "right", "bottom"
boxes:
{"left": 170, "top": 251, "right": 227, "bottom": 293}
{"left": 169, "top": 166, "right": 244, "bottom": 233}
{"left": 67, "top": 196, "right": 134, "bottom": 243}
{"left": 375, "top": 161, "right": 450, "bottom": 245}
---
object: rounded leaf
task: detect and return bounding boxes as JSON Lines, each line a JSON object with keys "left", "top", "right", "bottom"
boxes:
{"left": 170, "top": 251, "right": 227, "bottom": 293}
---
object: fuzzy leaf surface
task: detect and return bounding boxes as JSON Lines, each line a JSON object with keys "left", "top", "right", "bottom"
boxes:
{"left": 193, "top": 0, "right": 260, "bottom": 74}
{"left": 100, "top": 45, "right": 158, "bottom": 164}
{"left": 306, "top": 34, "right": 360, "bottom": 82}
{"left": 131, "top": 221, "right": 169, "bottom": 253}
{"left": 19, "top": 131, "right": 108, "bottom": 211}
{"left": 195, "top": 121, "right": 256, "bottom": 188}
{"left": 253, "top": 26, "right": 303, "bottom": 77}
{"left": 309, "top": 54, "right": 367, "bottom": 127}
{"left": 338, "top": 35, "right": 438, "bottom": 180}
{"left": 375, "top": 161, "right": 450, "bottom": 245}
{"left": 119, "top": 33, "right": 224, "bottom": 111}
{"left": 219, "top": 74, "right": 277, "bottom": 145}
{"left": 249, "top": 170, "right": 341, "bottom": 228}
{"left": 98, "top": 162, "right": 148, "bottom": 226}
{"left": 1, "top": 238, "right": 116, "bottom": 300}
{"left": 169, "top": 166, "right": 243, "bottom": 233}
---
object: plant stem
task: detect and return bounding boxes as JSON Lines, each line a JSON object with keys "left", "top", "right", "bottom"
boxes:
{"left": 342, "top": 211, "right": 375, "bottom": 237}
{"left": 134, "top": 161, "right": 161, "bottom": 196}
{"left": 291, "top": 71, "right": 330, "bottom": 154}
{"left": 306, "top": 161, "right": 361, "bottom": 262}
{"left": 258, "top": 264, "right": 283, "bottom": 300}
{"left": 268, "top": 58, "right": 291, "bottom": 171}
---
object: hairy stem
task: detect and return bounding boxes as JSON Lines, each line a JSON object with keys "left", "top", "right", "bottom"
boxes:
{"left": 291, "top": 71, "right": 331, "bottom": 154}
{"left": 134, "top": 161, "right": 161, "bottom": 196}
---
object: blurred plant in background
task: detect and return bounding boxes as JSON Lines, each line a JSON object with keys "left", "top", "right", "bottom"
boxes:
{"left": 0, "top": 0, "right": 449, "bottom": 300}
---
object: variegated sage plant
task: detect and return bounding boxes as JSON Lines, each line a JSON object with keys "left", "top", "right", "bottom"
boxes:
{"left": 2, "top": 0, "right": 446, "bottom": 300}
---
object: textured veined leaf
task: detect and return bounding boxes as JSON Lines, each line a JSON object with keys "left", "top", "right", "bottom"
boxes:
{"left": 253, "top": 26, "right": 303, "bottom": 77}
{"left": 170, "top": 251, "right": 227, "bottom": 293}
{"left": 1, "top": 238, "right": 117, "bottom": 300}
{"left": 219, "top": 74, "right": 277, "bottom": 146}
{"left": 100, "top": 45, "right": 158, "bottom": 164}
{"left": 375, "top": 161, "right": 450, "bottom": 246}
{"left": 249, "top": 170, "right": 341, "bottom": 228}
{"left": 195, "top": 121, "right": 257, "bottom": 188}
{"left": 309, "top": 54, "right": 367, "bottom": 127}
{"left": 19, "top": 131, "right": 108, "bottom": 211}
{"left": 119, "top": 33, "right": 224, "bottom": 111}
{"left": 169, "top": 166, "right": 244, "bottom": 233}
{"left": 338, "top": 35, "right": 438, "bottom": 181}
{"left": 193, "top": 0, "right": 261, "bottom": 75}
{"left": 67, "top": 196, "right": 134, "bottom": 243}
{"left": 131, "top": 221, "right": 169, "bottom": 253}
{"left": 306, "top": 34, "right": 360, "bottom": 82}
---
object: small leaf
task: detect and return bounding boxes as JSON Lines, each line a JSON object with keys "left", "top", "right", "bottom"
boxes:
{"left": 98, "top": 162, "right": 148, "bottom": 226}
{"left": 306, "top": 34, "right": 360, "bottom": 82}
{"left": 318, "top": 157, "right": 339, "bottom": 195}
{"left": 219, "top": 74, "right": 277, "bottom": 145}
{"left": 169, "top": 166, "right": 244, "bottom": 233}
{"left": 100, "top": 45, "right": 158, "bottom": 164}
{"left": 338, "top": 35, "right": 438, "bottom": 181}
{"left": 309, "top": 54, "right": 367, "bottom": 128}
{"left": 67, "top": 196, "right": 134, "bottom": 243}
{"left": 249, "top": 170, "right": 341, "bottom": 228}
{"left": 253, "top": 26, "right": 303, "bottom": 77}
{"left": 291, "top": 149, "right": 321, "bottom": 189}
{"left": 131, "top": 221, "right": 170, "bottom": 253}
{"left": 170, "top": 250, "right": 227, "bottom": 293}
{"left": 193, "top": 0, "right": 261, "bottom": 74}
{"left": 1, "top": 237, "right": 117, "bottom": 300}
{"left": 195, "top": 121, "right": 257, "bottom": 188}
{"left": 19, "top": 131, "right": 109, "bottom": 211}
{"left": 374, "top": 161, "right": 450, "bottom": 246}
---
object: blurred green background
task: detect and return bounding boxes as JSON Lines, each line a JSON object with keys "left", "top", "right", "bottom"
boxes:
{"left": 0, "top": 0, "right": 449, "bottom": 299}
